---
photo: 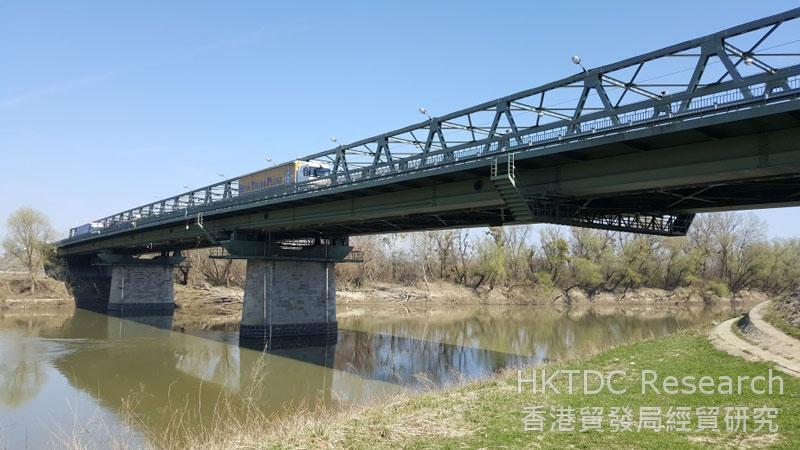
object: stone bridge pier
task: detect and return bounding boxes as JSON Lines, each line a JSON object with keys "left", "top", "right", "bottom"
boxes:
{"left": 240, "top": 259, "right": 337, "bottom": 344}
{"left": 222, "top": 237, "right": 353, "bottom": 348}
{"left": 58, "top": 252, "right": 183, "bottom": 316}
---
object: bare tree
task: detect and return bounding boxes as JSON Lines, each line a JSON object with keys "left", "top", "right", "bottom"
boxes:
{"left": 539, "top": 226, "right": 569, "bottom": 284}
{"left": 2, "top": 208, "right": 56, "bottom": 294}
{"left": 179, "top": 248, "right": 245, "bottom": 287}
{"left": 381, "top": 233, "right": 404, "bottom": 282}
{"left": 504, "top": 225, "right": 531, "bottom": 283}
{"left": 338, "top": 235, "right": 382, "bottom": 286}
{"left": 452, "top": 229, "right": 472, "bottom": 285}
{"left": 429, "top": 230, "right": 455, "bottom": 280}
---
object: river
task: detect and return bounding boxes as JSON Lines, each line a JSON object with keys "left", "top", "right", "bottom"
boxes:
{"left": 0, "top": 301, "right": 750, "bottom": 448}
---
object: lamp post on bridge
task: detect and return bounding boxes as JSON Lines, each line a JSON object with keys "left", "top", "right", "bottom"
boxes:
{"left": 572, "top": 55, "right": 588, "bottom": 73}
{"left": 418, "top": 107, "right": 432, "bottom": 121}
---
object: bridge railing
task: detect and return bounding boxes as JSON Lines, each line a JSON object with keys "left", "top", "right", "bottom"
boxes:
{"left": 65, "top": 8, "right": 800, "bottom": 243}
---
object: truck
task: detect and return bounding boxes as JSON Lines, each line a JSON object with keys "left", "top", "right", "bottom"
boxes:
{"left": 238, "top": 160, "right": 331, "bottom": 195}
{"left": 70, "top": 222, "right": 104, "bottom": 238}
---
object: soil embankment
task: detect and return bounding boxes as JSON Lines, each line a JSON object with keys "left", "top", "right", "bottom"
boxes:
{"left": 0, "top": 272, "right": 71, "bottom": 308}
{"left": 2, "top": 271, "right": 767, "bottom": 307}
{"left": 1, "top": 271, "right": 771, "bottom": 332}
{"left": 710, "top": 300, "right": 800, "bottom": 377}
{"left": 173, "top": 282, "right": 767, "bottom": 330}
{"left": 337, "top": 281, "right": 767, "bottom": 306}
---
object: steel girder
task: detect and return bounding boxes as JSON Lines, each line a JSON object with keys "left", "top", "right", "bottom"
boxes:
{"left": 67, "top": 8, "right": 800, "bottom": 242}
{"left": 524, "top": 197, "right": 695, "bottom": 236}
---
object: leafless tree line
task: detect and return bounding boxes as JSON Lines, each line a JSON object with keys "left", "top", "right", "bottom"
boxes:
{"left": 337, "top": 212, "right": 800, "bottom": 297}
{"left": 176, "top": 249, "right": 246, "bottom": 288}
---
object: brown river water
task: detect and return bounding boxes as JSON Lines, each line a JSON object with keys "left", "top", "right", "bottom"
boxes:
{"left": 0, "top": 301, "right": 751, "bottom": 448}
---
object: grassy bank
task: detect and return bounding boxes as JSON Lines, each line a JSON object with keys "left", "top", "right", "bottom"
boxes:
{"left": 256, "top": 329, "right": 799, "bottom": 449}
{"left": 764, "top": 294, "right": 800, "bottom": 340}
{"left": 764, "top": 306, "right": 800, "bottom": 341}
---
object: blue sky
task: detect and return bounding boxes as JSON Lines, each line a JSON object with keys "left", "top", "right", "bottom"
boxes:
{"left": 1, "top": 0, "right": 798, "bottom": 238}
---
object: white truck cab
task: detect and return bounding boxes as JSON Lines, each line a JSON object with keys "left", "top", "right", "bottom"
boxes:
{"left": 295, "top": 160, "right": 332, "bottom": 183}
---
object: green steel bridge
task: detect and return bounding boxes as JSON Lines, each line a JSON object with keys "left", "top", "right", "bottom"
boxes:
{"left": 58, "top": 8, "right": 800, "bottom": 258}
{"left": 51, "top": 9, "right": 800, "bottom": 341}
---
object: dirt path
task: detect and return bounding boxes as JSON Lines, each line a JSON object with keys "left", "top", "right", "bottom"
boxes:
{"left": 709, "top": 301, "right": 800, "bottom": 377}
{"left": 747, "top": 300, "right": 800, "bottom": 359}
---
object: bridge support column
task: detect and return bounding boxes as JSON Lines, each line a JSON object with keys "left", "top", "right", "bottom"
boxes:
{"left": 240, "top": 259, "right": 338, "bottom": 346}
{"left": 102, "top": 253, "right": 183, "bottom": 316}
{"left": 57, "top": 253, "right": 182, "bottom": 315}
{"left": 57, "top": 255, "right": 112, "bottom": 312}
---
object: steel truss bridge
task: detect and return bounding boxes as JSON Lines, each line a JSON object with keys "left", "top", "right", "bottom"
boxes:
{"left": 59, "top": 8, "right": 800, "bottom": 256}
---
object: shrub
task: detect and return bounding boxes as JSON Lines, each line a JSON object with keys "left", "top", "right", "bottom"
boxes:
{"left": 533, "top": 271, "right": 555, "bottom": 289}
{"left": 0, "top": 280, "right": 11, "bottom": 305}
{"left": 705, "top": 280, "right": 730, "bottom": 297}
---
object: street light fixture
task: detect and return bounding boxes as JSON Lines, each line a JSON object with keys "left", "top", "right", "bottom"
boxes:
{"left": 419, "top": 107, "right": 432, "bottom": 120}
{"left": 572, "top": 55, "right": 588, "bottom": 73}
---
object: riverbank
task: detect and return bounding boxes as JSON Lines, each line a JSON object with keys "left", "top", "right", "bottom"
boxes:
{"left": 338, "top": 281, "right": 769, "bottom": 305}
{"left": 0, "top": 272, "right": 71, "bottom": 308}
{"left": 2, "top": 272, "right": 770, "bottom": 330}
{"left": 763, "top": 292, "right": 800, "bottom": 340}
{"left": 710, "top": 300, "right": 800, "bottom": 377}
{"left": 174, "top": 280, "right": 768, "bottom": 310}
{"left": 270, "top": 330, "right": 800, "bottom": 448}
{"left": 169, "top": 281, "right": 767, "bottom": 331}
{"left": 128, "top": 327, "right": 797, "bottom": 449}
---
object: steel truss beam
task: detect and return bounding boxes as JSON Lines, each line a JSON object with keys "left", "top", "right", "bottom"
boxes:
{"left": 69, "top": 8, "right": 800, "bottom": 240}
{"left": 525, "top": 198, "right": 695, "bottom": 236}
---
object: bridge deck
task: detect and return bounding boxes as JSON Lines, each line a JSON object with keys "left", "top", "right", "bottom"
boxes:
{"left": 58, "top": 8, "right": 800, "bottom": 256}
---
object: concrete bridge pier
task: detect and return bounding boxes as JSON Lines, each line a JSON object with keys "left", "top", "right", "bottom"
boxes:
{"left": 223, "top": 237, "right": 353, "bottom": 348}
{"left": 57, "top": 255, "right": 112, "bottom": 312}
{"left": 101, "top": 253, "right": 183, "bottom": 316}
{"left": 58, "top": 252, "right": 182, "bottom": 316}
{"left": 240, "top": 259, "right": 338, "bottom": 346}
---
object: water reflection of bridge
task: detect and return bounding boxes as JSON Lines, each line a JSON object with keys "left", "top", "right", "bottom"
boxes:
{"left": 0, "top": 302, "right": 747, "bottom": 445}
{"left": 0, "top": 309, "right": 399, "bottom": 444}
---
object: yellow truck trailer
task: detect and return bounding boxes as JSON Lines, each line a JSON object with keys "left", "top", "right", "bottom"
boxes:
{"left": 238, "top": 160, "right": 331, "bottom": 195}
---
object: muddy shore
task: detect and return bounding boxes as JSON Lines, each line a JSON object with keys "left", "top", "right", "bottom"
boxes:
{"left": 2, "top": 275, "right": 768, "bottom": 332}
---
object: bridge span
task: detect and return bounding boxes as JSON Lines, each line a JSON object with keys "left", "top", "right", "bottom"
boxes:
{"left": 54, "top": 9, "right": 800, "bottom": 346}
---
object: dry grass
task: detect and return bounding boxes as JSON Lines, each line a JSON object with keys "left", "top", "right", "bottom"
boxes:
{"left": 173, "top": 284, "right": 243, "bottom": 331}
{"left": 0, "top": 279, "right": 10, "bottom": 305}
{"left": 55, "top": 356, "right": 348, "bottom": 450}
{"left": 337, "top": 280, "right": 554, "bottom": 305}
{"left": 766, "top": 293, "right": 800, "bottom": 339}
{"left": 0, "top": 272, "right": 70, "bottom": 307}
{"left": 52, "top": 349, "right": 485, "bottom": 450}
{"left": 144, "top": 383, "right": 474, "bottom": 450}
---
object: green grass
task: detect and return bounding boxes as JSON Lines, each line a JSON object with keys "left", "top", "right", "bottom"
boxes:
{"left": 764, "top": 304, "right": 800, "bottom": 340}
{"left": 263, "top": 329, "right": 800, "bottom": 449}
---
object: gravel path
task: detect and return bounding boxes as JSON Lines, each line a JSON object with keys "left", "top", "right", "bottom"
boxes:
{"left": 747, "top": 300, "right": 800, "bottom": 360}
{"left": 709, "top": 301, "right": 800, "bottom": 378}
